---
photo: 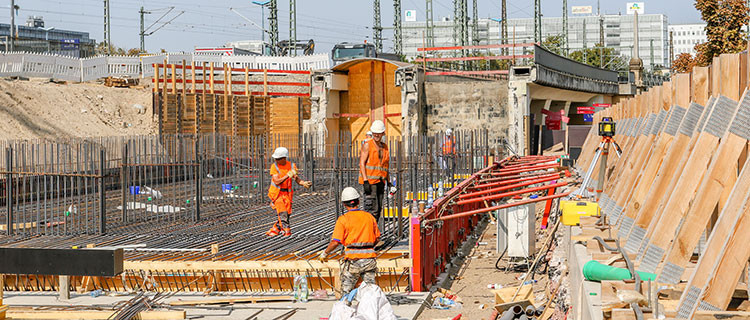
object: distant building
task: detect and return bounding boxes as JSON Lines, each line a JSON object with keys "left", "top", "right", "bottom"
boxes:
{"left": 0, "top": 16, "right": 96, "bottom": 57}
{"left": 402, "top": 13, "right": 670, "bottom": 69}
{"left": 668, "top": 23, "right": 706, "bottom": 60}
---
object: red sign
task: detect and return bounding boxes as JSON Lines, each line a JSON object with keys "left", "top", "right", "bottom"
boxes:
{"left": 541, "top": 109, "right": 570, "bottom": 123}
{"left": 577, "top": 106, "right": 595, "bottom": 114}
{"left": 593, "top": 103, "right": 611, "bottom": 108}
{"left": 545, "top": 118, "right": 561, "bottom": 130}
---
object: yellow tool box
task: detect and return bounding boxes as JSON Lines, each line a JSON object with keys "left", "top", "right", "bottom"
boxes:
{"left": 560, "top": 200, "right": 600, "bottom": 226}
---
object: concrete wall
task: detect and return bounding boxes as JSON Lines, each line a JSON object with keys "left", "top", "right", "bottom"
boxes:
{"left": 424, "top": 79, "right": 509, "bottom": 145}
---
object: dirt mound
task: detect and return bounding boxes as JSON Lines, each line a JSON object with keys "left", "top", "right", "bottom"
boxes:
{"left": 0, "top": 78, "right": 156, "bottom": 140}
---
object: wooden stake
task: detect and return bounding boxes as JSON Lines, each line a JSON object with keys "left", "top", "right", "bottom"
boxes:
{"left": 153, "top": 64, "right": 159, "bottom": 94}
{"left": 244, "top": 67, "right": 249, "bottom": 96}
{"left": 263, "top": 69, "right": 268, "bottom": 96}
{"left": 171, "top": 64, "right": 176, "bottom": 94}
{"left": 190, "top": 61, "right": 196, "bottom": 94}
{"left": 181, "top": 59, "right": 187, "bottom": 94}
{"left": 210, "top": 64, "right": 215, "bottom": 94}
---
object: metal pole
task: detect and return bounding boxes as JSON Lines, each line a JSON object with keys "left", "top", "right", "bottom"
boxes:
{"left": 562, "top": 0, "right": 567, "bottom": 55}
{"left": 139, "top": 7, "right": 145, "bottom": 52}
{"left": 396, "top": 139, "right": 403, "bottom": 239}
{"left": 6, "top": 147, "right": 12, "bottom": 236}
{"left": 121, "top": 144, "right": 127, "bottom": 223}
{"left": 9, "top": 0, "right": 14, "bottom": 52}
{"left": 596, "top": 141, "right": 609, "bottom": 199}
{"left": 99, "top": 148, "right": 106, "bottom": 235}
{"left": 195, "top": 138, "right": 201, "bottom": 221}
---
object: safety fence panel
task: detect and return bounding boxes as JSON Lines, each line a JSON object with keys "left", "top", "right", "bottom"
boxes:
{"left": 0, "top": 52, "right": 331, "bottom": 82}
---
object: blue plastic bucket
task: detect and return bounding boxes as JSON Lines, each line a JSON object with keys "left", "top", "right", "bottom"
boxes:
{"left": 222, "top": 184, "right": 233, "bottom": 193}
{"left": 129, "top": 186, "right": 140, "bottom": 195}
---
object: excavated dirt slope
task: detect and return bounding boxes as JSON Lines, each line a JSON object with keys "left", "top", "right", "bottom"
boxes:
{"left": 0, "top": 78, "right": 156, "bottom": 140}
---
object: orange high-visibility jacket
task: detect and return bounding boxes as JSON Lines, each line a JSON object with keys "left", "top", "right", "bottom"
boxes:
{"left": 358, "top": 139, "right": 389, "bottom": 184}
{"left": 332, "top": 209, "right": 381, "bottom": 259}
{"left": 268, "top": 161, "right": 297, "bottom": 201}
{"left": 442, "top": 137, "right": 455, "bottom": 154}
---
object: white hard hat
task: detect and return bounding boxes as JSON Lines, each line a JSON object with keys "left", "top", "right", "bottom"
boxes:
{"left": 446, "top": 128, "right": 453, "bottom": 135}
{"left": 366, "top": 131, "right": 373, "bottom": 136}
{"left": 370, "top": 120, "right": 386, "bottom": 134}
{"left": 341, "top": 187, "right": 360, "bottom": 202}
{"left": 272, "top": 147, "right": 289, "bottom": 159}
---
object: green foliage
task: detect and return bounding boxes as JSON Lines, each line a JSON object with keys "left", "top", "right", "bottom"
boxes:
{"left": 95, "top": 41, "right": 142, "bottom": 56}
{"left": 541, "top": 34, "right": 565, "bottom": 56}
{"left": 694, "top": 0, "right": 749, "bottom": 66}
{"left": 568, "top": 44, "right": 628, "bottom": 71}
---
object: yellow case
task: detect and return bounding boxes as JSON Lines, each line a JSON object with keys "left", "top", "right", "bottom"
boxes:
{"left": 560, "top": 200, "right": 600, "bottom": 226}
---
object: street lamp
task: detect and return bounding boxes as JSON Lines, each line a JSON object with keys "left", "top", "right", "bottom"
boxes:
{"left": 43, "top": 27, "right": 55, "bottom": 53}
{"left": 252, "top": 0, "right": 270, "bottom": 42}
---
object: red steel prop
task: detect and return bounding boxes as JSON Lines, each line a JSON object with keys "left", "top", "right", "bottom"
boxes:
{"left": 410, "top": 155, "right": 567, "bottom": 292}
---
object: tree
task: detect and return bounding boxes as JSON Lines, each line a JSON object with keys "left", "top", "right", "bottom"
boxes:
{"left": 126, "top": 48, "right": 142, "bottom": 56}
{"left": 672, "top": 53, "right": 697, "bottom": 73}
{"left": 569, "top": 44, "right": 628, "bottom": 71}
{"left": 94, "top": 41, "right": 128, "bottom": 56}
{"left": 693, "top": 0, "right": 749, "bottom": 66}
{"left": 541, "top": 34, "right": 565, "bottom": 56}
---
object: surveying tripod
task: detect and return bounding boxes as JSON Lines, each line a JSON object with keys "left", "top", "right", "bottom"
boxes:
{"left": 573, "top": 117, "right": 622, "bottom": 199}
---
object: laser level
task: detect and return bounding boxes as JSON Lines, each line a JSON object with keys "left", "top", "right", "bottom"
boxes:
{"left": 598, "top": 117, "right": 616, "bottom": 137}
{"left": 571, "top": 116, "right": 623, "bottom": 210}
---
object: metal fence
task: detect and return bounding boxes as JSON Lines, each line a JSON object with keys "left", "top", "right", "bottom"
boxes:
{"left": 0, "top": 52, "right": 331, "bottom": 82}
{"left": 0, "top": 130, "right": 492, "bottom": 242}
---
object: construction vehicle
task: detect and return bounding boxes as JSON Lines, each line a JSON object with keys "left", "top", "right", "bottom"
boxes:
{"left": 276, "top": 39, "right": 315, "bottom": 56}
{"left": 331, "top": 42, "right": 400, "bottom": 65}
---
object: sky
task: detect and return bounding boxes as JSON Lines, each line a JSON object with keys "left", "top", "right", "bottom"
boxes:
{"left": 11, "top": 0, "right": 702, "bottom": 54}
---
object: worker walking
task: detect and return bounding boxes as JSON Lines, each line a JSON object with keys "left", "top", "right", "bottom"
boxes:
{"left": 319, "top": 187, "right": 380, "bottom": 301}
{"left": 266, "top": 147, "right": 312, "bottom": 237}
{"left": 359, "top": 120, "right": 389, "bottom": 222}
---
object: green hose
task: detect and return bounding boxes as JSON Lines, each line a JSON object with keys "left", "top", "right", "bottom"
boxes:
{"left": 582, "top": 260, "right": 657, "bottom": 282}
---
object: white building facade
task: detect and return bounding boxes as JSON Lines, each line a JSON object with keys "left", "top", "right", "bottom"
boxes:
{"left": 402, "top": 14, "right": 670, "bottom": 69}
{"left": 668, "top": 24, "right": 707, "bottom": 60}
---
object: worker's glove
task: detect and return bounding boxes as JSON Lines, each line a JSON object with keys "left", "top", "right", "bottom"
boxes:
{"left": 318, "top": 251, "right": 328, "bottom": 263}
{"left": 300, "top": 180, "right": 312, "bottom": 189}
{"left": 286, "top": 170, "right": 297, "bottom": 179}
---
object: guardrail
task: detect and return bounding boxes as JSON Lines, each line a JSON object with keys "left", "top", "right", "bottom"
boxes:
{"left": 0, "top": 52, "right": 331, "bottom": 82}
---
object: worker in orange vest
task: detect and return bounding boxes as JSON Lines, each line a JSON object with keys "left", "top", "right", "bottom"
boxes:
{"left": 440, "top": 128, "right": 456, "bottom": 171}
{"left": 266, "top": 147, "right": 312, "bottom": 237}
{"left": 359, "top": 120, "right": 389, "bottom": 222}
{"left": 319, "top": 187, "right": 380, "bottom": 300}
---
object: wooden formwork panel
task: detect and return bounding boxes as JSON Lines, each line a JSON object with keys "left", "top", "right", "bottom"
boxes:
{"left": 200, "top": 94, "right": 217, "bottom": 134}
{"left": 253, "top": 96, "right": 269, "bottom": 135}
{"left": 235, "top": 95, "right": 252, "bottom": 137}
{"left": 181, "top": 94, "right": 198, "bottom": 135}
{"left": 269, "top": 97, "right": 300, "bottom": 136}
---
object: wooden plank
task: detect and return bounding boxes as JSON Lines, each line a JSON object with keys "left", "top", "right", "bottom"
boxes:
{"left": 677, "top": 174, "right": 750, "bottom": 315}
{"left": 169, "top": 295, "right": 293, "bottom": 306}
{"left": 658, "top": 124, "right": 750, "bottom": 284}
{"left": 636, "top": 96, "right": 742, "bottom": 272}
{"left": 5, "top": 309, "right": 185, "bottom": 320}
{"left": 693, "top": 311, "right": 750, "bottom": 319}
{"left": 492, "top": 284, "right": 535, "bottom": 305}
{"left": 622, "top": 99, "right": 714, "bottom": 246}
{"left": 693, "top": 66, "right": 710, "bottom": 105}
{"left": 694, "top": 197, "right": 750, "bottom": 313}
{"left": 720, "top": 54, "right": 742, "bottom": 101}
{"left": 124, "top": 258, "right": 411, "bottom": 271}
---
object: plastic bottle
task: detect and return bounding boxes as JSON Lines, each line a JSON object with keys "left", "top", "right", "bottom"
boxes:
{"left": 293, "top": 275, "right": 309, "bottom": 303}
{"left": 299, "top": 276, "right": 309, "bottom": 302}
{"left": 487, "top": 284, "right": 503, "bottom": 289}
{"left": 427, "top": 187, "right": 434, "bottom": 208}
{"left": 523, "top": 279, "right": 538, "bottom": 285}
{"left": 437, "top": 184, "right": 444, "bottom": 198}
{"left": 90, "top": 289, "right": 103, "bottom": 298}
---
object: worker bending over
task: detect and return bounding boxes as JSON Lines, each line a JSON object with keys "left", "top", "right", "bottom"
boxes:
{"left": 266, "top": 147, "right": 312, "bottom": 237}
{"left": 359, "top": 120, "right": 389, "bottom": 222}
{"left": 320, "top": 187, "right": 381, "bottom": 301}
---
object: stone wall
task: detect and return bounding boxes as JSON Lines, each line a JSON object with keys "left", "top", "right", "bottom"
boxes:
{"left": 424, "top": 79, "right": 510, "bottom": 145}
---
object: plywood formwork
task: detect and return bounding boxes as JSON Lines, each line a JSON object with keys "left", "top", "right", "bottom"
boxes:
{"left": 333, "top": 59, "right": 403, "bottom": 146}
